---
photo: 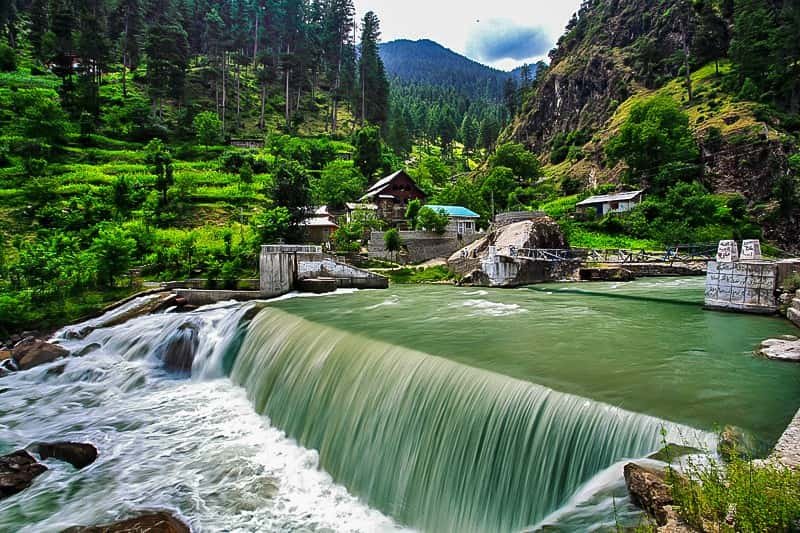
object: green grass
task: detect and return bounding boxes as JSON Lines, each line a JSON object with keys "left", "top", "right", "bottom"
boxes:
{"left": 566, "top": 227, "right": 662, "bottom": 250}
{"left": 387, "top": 265, "right": 458, "bottom": 284}
{"left": 669, "top": 455, "right": 800, "bottom": 532}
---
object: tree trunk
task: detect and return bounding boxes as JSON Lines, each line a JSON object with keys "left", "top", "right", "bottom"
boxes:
{"left": 259, "top": 79, "right": 266, "bottom": 130}
{"left": 252, "top": 12, "right": 259, "bottom": 66}
{"left": 122, "top": 56, "right": 127, "bottom": 99}
{"left": 236, "top": 63, "right": 241, "bottom": 129}
{"left": 222, "top": 52, "right": 227, "bottom": 136}
{"left": 285, "top": 45, "right": 291, "bottom": 129}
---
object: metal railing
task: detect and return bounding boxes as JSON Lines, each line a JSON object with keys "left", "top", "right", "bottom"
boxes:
{"left": 509, "top": 243, "right": 720, "bottom": 265}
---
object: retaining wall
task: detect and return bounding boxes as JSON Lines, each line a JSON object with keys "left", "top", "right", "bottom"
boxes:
{"left": 296, "top": 252, "right": 388, "bottom": 289}
{"left": 174, "top": 289, "right": 264, "bottom": 306}
{"left": 704, "top": 261, "right": 778, "bottom": 314}
{"left": 369, "top": 231, "right": 482, "bottom": 264}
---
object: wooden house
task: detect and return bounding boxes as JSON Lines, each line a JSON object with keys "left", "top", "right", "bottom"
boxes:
{"left": 359, "top": 170, "right": 427, "bottom": 226}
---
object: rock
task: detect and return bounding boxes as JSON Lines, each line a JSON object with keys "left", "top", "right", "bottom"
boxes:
{"left": 61, "top": 511, "right": 190, "bottom": 533}
{"left": 624, "top": 463, "right": 674, "bottom": 525}
{"left": 789, "top": 307, "right": 800, "bottom": 329}
{"left": 718, "top": 426, "right": 759, "bottom": 462}
{"left": 30, "top": 442, "right": 98, "bottom": 469}
{"left": 158, "top": 324, "right": 199, "bottom": 373}
{"left": 755, "top": 337, "right": 800, "bottom": 362}
{"left": 12, "top": 339, "right": 69, "bottom": 371}
{"left": 0, "top": 450, "right": 48, "bottom": 500}
{"left": 0, "top": 350, "right": 11, "bottom": 362}
{"left": 75, "top": 343, "right": 102, "bottom": 357}
{"left": 579, "top": 267, "right": 635, "bottom": 282}
{"left": 447, "top": 218, "right": 572, "bottom": 287}
{"left": 647, "top": 444, "right": 703, "bottom": 463}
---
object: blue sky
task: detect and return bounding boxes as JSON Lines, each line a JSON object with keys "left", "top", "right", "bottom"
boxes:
{"left": 352, "top": 0, "right": 582, "bottom": 71}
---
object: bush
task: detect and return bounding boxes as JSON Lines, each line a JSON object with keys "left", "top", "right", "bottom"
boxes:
{"left": 0, "top": 43, "right": 16, "bottom": 72}
{"left": 193, "top": 111, "right": 223, "bottom": 146}
{"left": 669, "top": 455, "right": 800, "bottom": 532}
{"left": 417, "top": 206, "right": 449, "bottom": 233}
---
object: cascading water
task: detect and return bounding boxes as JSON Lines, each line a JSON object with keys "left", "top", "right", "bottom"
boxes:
{"left": 228, "top": 308, "right": 712, "bottom": 533}
{"left": 9, "top": 279, "right": 795, "bottom": 532}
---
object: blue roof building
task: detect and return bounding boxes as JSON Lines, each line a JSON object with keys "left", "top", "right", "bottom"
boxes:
{"left": 424, "top": 205, "right": 480, "bottom": 234}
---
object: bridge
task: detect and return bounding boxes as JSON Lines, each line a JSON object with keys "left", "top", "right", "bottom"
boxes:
{"left": 509, "top": 243, "right": 720, "bottom": 265}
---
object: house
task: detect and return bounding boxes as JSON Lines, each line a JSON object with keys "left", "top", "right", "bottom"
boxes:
{"left": 576, "top": 190, "right": 644, "bottom": 216}
{"left": 424, "top": 205, "right": 480, "bottom": 235}
{"left": 345, "top": 202, "right": 379, "bottom": 224}
{"left": 359, "top": 170, "right": 427, "bottom": 225}
{"left": 300, "top": 206, "right": 339, "bottom": 244}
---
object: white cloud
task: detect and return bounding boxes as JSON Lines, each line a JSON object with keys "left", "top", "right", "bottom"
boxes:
{"left": 352, "top": 0, "right": 581, "bottom": 70}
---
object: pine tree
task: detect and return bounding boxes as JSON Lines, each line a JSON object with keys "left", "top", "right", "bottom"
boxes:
{"left": 322, "top": 0, "right": 355, "bottom": 132}
{"left": 112, "top": 0, "right": 144, "bottom": 98}
{"left": 146, "top": 13, "right": 189, "bottom": 117}
{"left": 356, "top": 11, "right": 389, "bottom": 126}
{"left": 28, "top": 0, "right": 49, "bottom": 60}
{"left": 77, "top": 0, "right": 110, "bottom": 117}
{"left": 729, "top": 0, "right": 775, "bottom": 93}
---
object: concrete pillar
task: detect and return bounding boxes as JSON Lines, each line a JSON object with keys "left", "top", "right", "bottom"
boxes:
{"left": 259, "top": 245, "right": 323, "bottom": 297}
{"left": 716, "top": 240, "right": 739, "bottom": 263}
{"left": 740, "top": 240, "right": 763, "bottom": 260}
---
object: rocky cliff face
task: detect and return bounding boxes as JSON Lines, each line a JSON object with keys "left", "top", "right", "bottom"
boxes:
{"left": 508, "top": 0, "right": 692, "bottom": 152}
{"left": 507, "top": 0, "right": 799, "bottom": 250}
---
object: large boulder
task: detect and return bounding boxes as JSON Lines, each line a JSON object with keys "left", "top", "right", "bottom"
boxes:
{"left": 624, "top": 462, "right": 674, "bottom": 525}
{"left": 448, "top": 217, "right": 572, "bottom": 287}
{"left": 0, "top": 450, "right": 48, "bottom": 500}
{"left": 62, "top": 511, "right": 190, "bottom": 533}
{"left": 12, "top": 339, "right": 69, "bottom": 371}
{"left": 30, "top": 442, "right": 98, "bottom": 469}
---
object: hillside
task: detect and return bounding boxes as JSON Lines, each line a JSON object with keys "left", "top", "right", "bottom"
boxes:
{"left": 380, "top": 39, "right": 523, "bottom": 101}
{"left": 504, "top": 0, "right": 800, "bottom": 251}
{"left": 380, "top": 39, "right": 534, "bottom": 156}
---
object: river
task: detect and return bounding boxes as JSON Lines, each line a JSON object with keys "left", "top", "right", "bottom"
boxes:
{"left": 1, "top": 277, "right": 798, "bottom": 532}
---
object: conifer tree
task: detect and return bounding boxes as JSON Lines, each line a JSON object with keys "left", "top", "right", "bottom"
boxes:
{"left": 356, "top": 11, "right": 389, "bottom": 126}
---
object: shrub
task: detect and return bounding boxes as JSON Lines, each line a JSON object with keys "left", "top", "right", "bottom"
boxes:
{"left": 0, "top": 43, "right": 15, "bottom": 72}
{"left": 669, "top": 455, "right": 800, "bottom": 532}
{"left": 417, "top": 206, "right": 449, "bottom": 233}
{"left": 193, "top": 111, "right": 223, "bottom": 146}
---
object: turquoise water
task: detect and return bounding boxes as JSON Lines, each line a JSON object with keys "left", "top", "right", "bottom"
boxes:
{"left": 1, "top": 277, "right": 798, "bottom": 532}
{"left": 269, "top": 278, "right": 800, "bottom": 446}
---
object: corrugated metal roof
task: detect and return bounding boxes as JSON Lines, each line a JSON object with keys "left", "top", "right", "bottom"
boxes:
{"left": 576, "top": 190, "right": 644, "bottom": 206}
{"left": 346, "top": 203, "right": 378, "bottom": 210}
{"left": 425, "top": 205, "right": 480, "bottom": 218}
{"left": 300, "top": 216, "right": 339, "bottom": 228}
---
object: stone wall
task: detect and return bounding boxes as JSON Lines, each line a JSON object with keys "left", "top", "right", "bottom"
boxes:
{"left": 297, "top": 254, "right": 388, "bottom": 289}
{"left": 174, "top": 289, "right": 264, "bottom": 306}
{"left": 369, "top": 231, "right": 482, "bottom": 264}
{"left": 789, "top": 291, "right": 800, "bottom": 328}
{"left": 704, "top": 261, "right": 778, "bottom": 314}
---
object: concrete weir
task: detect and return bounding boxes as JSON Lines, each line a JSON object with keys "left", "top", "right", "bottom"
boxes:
{"left": 704, "top": 240, "right": 780, "bottom": 314}
{"left": 175, "top": 245, "right": 387, "bottom": 305}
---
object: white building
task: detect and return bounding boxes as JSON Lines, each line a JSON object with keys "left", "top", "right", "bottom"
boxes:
{"left": 576, "top": 190, "right": 644, "bottom": 216}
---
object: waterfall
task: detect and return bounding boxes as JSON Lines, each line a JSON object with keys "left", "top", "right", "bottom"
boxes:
{"left": 230, "top": 308, "right": 713, "bottom": 533}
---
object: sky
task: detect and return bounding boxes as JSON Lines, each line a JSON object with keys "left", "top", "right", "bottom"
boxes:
{"left": 351, "top": 0, "right": 582, "bottom": 71}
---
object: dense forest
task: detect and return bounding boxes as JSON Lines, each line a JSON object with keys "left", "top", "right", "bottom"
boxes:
{"left": 1, "top": 0, "right": 799, "bottom": 335}
{"left": 380, "top": 39, "right": 537, "bottom": 157}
